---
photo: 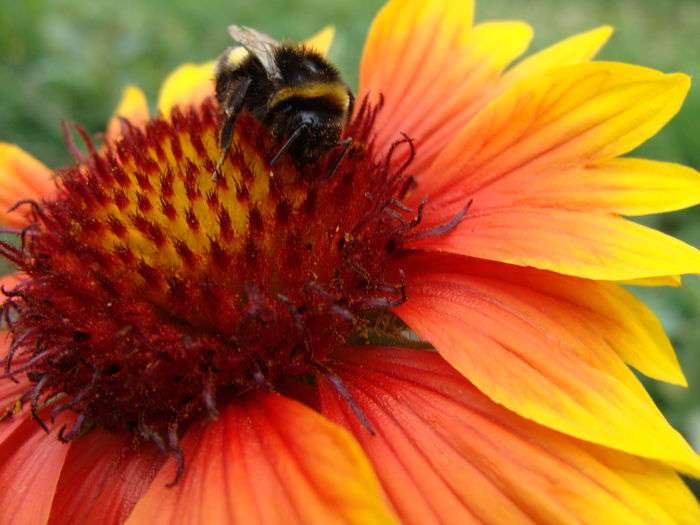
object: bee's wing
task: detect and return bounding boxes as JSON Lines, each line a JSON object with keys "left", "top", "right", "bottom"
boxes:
{"left": 228, "top": 25, "right": 282, "bottom": 81}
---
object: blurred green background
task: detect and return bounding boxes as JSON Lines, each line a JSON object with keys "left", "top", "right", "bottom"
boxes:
{"left": 1, "top": 0, "right": 699, "bottom": 466}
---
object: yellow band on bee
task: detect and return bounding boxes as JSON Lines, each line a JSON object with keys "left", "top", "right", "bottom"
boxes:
{"left": 226, "top": 46, "right": 249, "bottom": 66}
{"left": 268, "top": 82, "right": 350, "bottom": 112}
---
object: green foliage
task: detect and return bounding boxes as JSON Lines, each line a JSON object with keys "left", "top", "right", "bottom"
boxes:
{"left": 1, "top": 0, "right": 699, "bottom": 451}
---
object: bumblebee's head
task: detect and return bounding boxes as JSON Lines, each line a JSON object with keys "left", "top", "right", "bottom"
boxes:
{"left": 267, "top": 96, "right": 345, "bottom": 165}
{"left": 261, "top": 45, "right": 355, "bottom": 164}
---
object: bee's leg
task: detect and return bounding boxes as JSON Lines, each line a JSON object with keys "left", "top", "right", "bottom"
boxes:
{"left": 213, "top": 77, "right": 252, "bottom": 180}
{"left": 214, "top": 115, "right": 236, "bottom": 177}
{"left": 270, "top": 123, "right": 308, "bottom": 166}
{"left": 325, "top": 137, "right": 353, "bottom": 180}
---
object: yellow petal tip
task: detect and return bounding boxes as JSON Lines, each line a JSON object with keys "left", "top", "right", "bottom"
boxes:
{"left": 0, "top": 142, "right": 22, "bottom": 154}
{"left": 622, "top": 275, "right": 683, "bottom": 288}
{"left": 106, "top": 84, "right": 149, "bottom": 140}
{"left": 501, "top": 21, "right": 534, "bottom": 46}
{"left": 670, "top": 72, "right": 692, "bottom": 91}
{"left": 676, "top": 374, "right": 689, "bottom": 389}
{"left": 119, "top": 84, "right": 148, "bottom": 104}
{"left": 588, "top": 25, "right": 615, "bottom": 50}
{"left": 595, "top": 25, "right": 615, "bottom": 39}
{"left": 157, "top": 61, "right": 216, "bottom": 118}
{"left": 303, "top": 25, "right": 335, "bottom": 57}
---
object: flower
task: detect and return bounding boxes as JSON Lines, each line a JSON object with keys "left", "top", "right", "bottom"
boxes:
{"left": 1, "top": 0, "right": 700, "bottom": 523}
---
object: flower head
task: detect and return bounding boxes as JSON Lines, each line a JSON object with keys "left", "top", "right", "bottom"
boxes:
{"left": 1, "top": 1, "right": 700, "bottom": 524}
{"left": 2, "top": 97, "right": 419, "bottom": 445}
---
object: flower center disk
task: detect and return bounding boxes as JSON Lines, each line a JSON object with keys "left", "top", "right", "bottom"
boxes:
{"left": 3, "top": 98, "right": 413, "bottom": 438}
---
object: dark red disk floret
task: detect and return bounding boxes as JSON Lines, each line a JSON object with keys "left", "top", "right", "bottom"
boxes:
{"left": 0, "top": 97, "right": 430, "bottom": 446}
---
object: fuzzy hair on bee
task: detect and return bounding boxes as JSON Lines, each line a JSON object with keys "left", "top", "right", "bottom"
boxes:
{"left": 214, "top": 25, "right": 355, "bottom": 171}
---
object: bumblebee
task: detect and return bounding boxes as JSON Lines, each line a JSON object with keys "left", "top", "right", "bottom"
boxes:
{"left": 215, "top": 25, "right": 355, "bottom": 169}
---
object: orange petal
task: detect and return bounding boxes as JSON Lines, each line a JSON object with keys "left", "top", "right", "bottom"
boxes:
{"left": 419, "top": 62, "right": 690, "bottom": 201}
{"left": 157, "top": 61, "right": 216, "bottom": 119}
{"left": 411, "top": 205, "right": 700, "bottom": 280}
{"left": 413, "top": 25, "right": 615, "bottom": 178}
{"left": 126, "top": 393, "right": 396, "bottom": 524}
{"left": 393, "top": 252, "right": 700, "bottom": 474}
{"left": 0, "top": 272, "right": 25, "bottom": 305}
{"left": 106, "top": 85, "right": 150, "bottom": 142}
{"left": 319, "top": 347, "right": 698, "bottom": 524}
{"left": 361, "top": 0, "right": 473, "bottom": 106}
{"left": 483, "top": 158, "right": 700, "bottom": 217}
{"left": 360, "top": 1, "right": 535, "bottom": 174}
{"left": 404, "top": 21, "right": 533, "bottom": 176}
{"left": 0, "top": 416, "right": 71, "bottom": 525}
{"left": 498, "top": 26, "right": 614, "bottom": 94}
{"left": 48, "top": 430, "right": 164, "bottom": 525}
{"left": 401, "top": 253, "right": 685, "bottom": 385}
{"left": 0, "top": 143, "right": 54, "bottom": 227}
{"left": 583, "top": 444, "right": 700, "bottom": 525}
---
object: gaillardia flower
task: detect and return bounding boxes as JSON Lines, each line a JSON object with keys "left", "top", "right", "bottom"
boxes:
{"left": 1, "top": 0, "right": 700, "bottom": 523}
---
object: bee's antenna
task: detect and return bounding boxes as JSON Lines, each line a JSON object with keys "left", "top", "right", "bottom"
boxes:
{"left": 270, "top": 124, "right": 307, "bottom": 166}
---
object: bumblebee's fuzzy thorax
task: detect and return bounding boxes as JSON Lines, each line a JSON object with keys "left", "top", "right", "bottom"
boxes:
{"left": 215, "top": 26, "right": 354, "bottom": 167}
